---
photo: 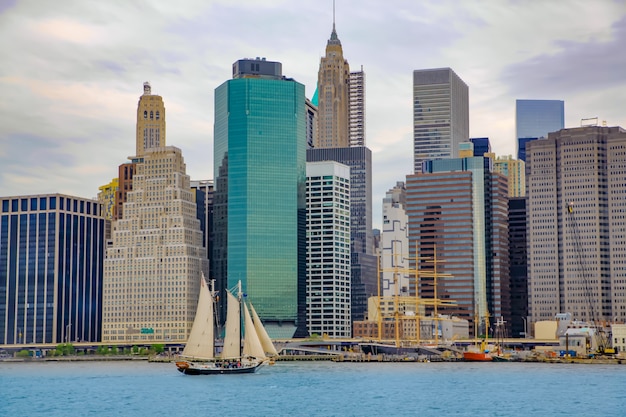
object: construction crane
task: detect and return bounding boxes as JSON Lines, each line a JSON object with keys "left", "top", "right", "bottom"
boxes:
{"left": 566, "top": 202, "right": 614, "bottom": 355}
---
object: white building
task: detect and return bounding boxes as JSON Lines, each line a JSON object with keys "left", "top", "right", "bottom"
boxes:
{"left": 381, "top": 182, "right": 409, "bottom": 297}
{"left": 306, "top": 161, "right": 351, "bottom": 338}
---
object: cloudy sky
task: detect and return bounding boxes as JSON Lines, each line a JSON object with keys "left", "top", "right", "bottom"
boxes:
{"left": 1, "top": 0, "right": 625, "bottom": 229}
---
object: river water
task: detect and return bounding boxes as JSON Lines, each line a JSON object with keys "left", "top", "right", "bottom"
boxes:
{"left": 1, "top": 360, "right": 624, "bottom": 416}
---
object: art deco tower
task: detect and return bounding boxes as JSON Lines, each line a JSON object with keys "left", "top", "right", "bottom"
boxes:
{"left": 102, "top": 85, "right": 207, "bottom": 343}
{"left": 316, "top": 22, "right": 350, "bottom": 148}
{"left": 136, "top": 82, "right": 166, "bottom": 157}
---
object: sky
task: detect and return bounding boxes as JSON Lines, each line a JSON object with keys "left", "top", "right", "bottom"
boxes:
{"left": 1, "top": 0, "right": 625, "bottom": 229}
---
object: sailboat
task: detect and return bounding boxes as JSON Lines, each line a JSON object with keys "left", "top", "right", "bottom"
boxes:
{"left": 175, "top": 277, "right": 277, "bottom": 375}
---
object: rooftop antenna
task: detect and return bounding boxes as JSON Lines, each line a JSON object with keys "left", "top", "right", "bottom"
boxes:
{"left": 333, "top": 0, "right": 336, "bottom": 31}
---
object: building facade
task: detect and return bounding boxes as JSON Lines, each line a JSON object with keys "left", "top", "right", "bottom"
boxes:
{"left": 213, "top": 59, "right": 306, "bottom": 339}
{"left": 315, "top": 24, "right": 350, "bottom": 149}
{"left": 136, "top": 82, "right": 166, "bottom": 157}
{"left": 102, "top": 146, "right": 207, "bottom": 343}
{"left": 0, "top": 194, "right": 105, "bottom": 345}
{"left": 508, "top": 197, "right": 528, "bottom": 337}
{"left": 526, "top": 126, "right": 626, "bottom": 325}
{"left": 307, "top": 147, "right": 377, "bottom": 324}
{"left": 491, "top": 155, "right": 526, "bottom": 197}
{"left": 98, "top": 178, "right": 118, "bottom": 221}
{"left": 306, "top": 161, "right": 351, "bottom": 338}
{"left": 413, "top": 68, "right": 469, "bottom": 172}
{"left": 516, "top": 99, "right": 564, "bottom": 162}
{"left": 381, "top": 182, "right": 409, "bottom": 298}
{"left": 348, "top": 68, "right": 366, "bottom": 147}
{"left": 407, "top": 157, "right": 510, "bottom": 336}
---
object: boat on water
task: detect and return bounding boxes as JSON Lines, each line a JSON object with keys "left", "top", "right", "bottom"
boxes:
{"left": 175, "top": 277, "right": 278, "bottom": 375}
{"left": 463, "top": 340, "right": 493, "bottom": 362}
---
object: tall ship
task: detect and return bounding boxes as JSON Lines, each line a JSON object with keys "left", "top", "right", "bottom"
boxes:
{"left": 176, "top": 277, "right": 278, "bottom": 375}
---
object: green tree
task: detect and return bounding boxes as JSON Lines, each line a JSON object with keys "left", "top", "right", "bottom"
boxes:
{"left": 152, "top": 344, "right": 165, "bottom": 354}
{"left": 111, "top": 346, "right": 119, "bottom": 355}
{"left": 16, "top": 349, "right": 30, "bottom": 358}
{"left": 132, "top": 345, "right": 140, "bottom": 354}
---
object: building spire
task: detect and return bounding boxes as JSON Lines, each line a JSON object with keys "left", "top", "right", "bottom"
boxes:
{"left": 329, "top": 0, "right": 340, "bottom": 44}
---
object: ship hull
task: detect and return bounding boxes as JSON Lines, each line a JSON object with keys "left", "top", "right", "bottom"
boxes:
{"left": 176, "top": 360, "right": 263, "bottom": 375}
{"left": 463, "top": 352, "right": 493, "bottom": 362}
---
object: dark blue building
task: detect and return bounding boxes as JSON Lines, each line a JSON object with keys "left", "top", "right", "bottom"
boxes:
{"left": 469, "top": 137, "right": 491, "bottom": 157}
{"left": 0, "top": 194, "right": 105, "bottom": 345}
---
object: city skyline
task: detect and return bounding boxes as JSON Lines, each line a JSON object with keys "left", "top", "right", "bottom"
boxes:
{"left": 1, "top": 1, "right": 625, "bottom": 229}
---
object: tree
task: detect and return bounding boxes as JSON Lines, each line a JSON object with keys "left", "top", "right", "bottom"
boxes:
{"left": 152, "top": 344, "right": 165, "bottom": 354}
{"left": 16, "top": 350, "right": 30, "bottom": 358}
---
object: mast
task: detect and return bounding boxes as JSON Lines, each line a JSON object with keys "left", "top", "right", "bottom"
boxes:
{"left": 238, "top": 280, "right": 243, "bottom": 358}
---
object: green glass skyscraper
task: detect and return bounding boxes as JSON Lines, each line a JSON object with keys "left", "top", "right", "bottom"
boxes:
{"left": 213, "top": 58, "right": 306, "bottom": 338}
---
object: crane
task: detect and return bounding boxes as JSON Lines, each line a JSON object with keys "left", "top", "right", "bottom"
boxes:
{"left": 566, "top": 202, "right": 614, "bottom": 355}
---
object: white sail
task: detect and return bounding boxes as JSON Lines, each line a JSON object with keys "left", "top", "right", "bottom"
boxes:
{"left": 250, "top": 303, "right": 278, "bottom": 357}
{"left": 243, "top": 302, "right": 266, "bottom": 360}
{"left": 221, "top": 291, "right": 241, "bottom": 359}
{"left": 181, "top": 276, "right": 214, "bottom": 360}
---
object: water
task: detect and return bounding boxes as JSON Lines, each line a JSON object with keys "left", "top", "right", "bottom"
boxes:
{"left": 1, "top": 360, "right": 625, "bottom": 417}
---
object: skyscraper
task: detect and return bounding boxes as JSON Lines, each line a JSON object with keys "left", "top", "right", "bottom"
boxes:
{"left": 381, "top": 182, "right": 409, "bottom": 298}
{"left": 413, "top": 68, "right": 469, "bottom": 172}
{"left": 307, "top": 147, "right": 376, "bottom": 323}
{"left": 516, "top": 99, "right": 564, "bottom": 161}
{"left": 213, "top": 58, "right": 306, "bottom": 338}
{"left": 136, "top": 82, "right": 166, "bottom": 157}
{"left": 306, "top": 161, "right": 351, "bottom": 338}
{"left": 526, "top": 126, "right": 626, "bottom": 325}
{"left": 349, "top": 68, "right": 366, "bottom": 147}
{"left": 102, "top": 86, "right": 207, "bottom": 343}
{"left": 0, "top": 194, "right": 105, "bottom": 344}
{"left": 315, "top": 23, "right": 349, "bottom": 149}
{"left": 407, "top": 157, "right": 510, "bottom": 335}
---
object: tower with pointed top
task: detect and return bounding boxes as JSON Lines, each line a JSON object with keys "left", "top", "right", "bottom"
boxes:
{"left": 316, "top": 23, "right": 350, "bottom": 148}
{"left": 136, "top": 82, "right": 166, "bottom": 157}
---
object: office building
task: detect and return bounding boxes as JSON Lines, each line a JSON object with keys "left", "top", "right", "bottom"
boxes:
{"left": 213, "top": 58, "right": 306, "bottom": 338}
{"left": 305, "top": 98, "right": 318, "bottom": 149}
{"left": 413, "top": 68, "right": 469, "bottom": 172}
{"left": 508, "top": 197, "right": 528, "bottom": 337}
{"left": 306, "top": 161, "right": 351, "bottom": 338}
{"left": 491, "top": 155, "right": 526, "bottom": 197}
{"left": 527, "top": 126, "right": 626, "bottom": 325}
{"left": 516, "top": 99, "right": 564, "bottom": 161}
{"left": 0, "top": 194, "right": 105, "bottom": 344}
{"left": 315, "top": 23, "right": 350, "bottom": 149}
{"left": 407, "top": 157, "right": 510, "bottom": 336}
{"left": 381, "top": 182, "right": 409, "bottom": 297}
{"left": 102, "top": 86, "right": 206, "bottom": 343}
{"left": 349, "top": 68, "right": 366, "bottom": 147}
{"left": 470, "top": 137, "right": 491, "bottom": 157}
{"left": 307, "top": 147, "right": 377, "bottom": 323}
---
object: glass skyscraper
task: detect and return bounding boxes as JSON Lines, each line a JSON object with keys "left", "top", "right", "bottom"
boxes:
{"left": 213, "top": 58, "right": 306, "bottom": 339}
{"left": 0, "top": 194, "right": 105, "bottom": 344}
{"left": 516, "top": 99, "right": 564, "bottom": 161}
{"left": 413, "top": 68, "right": 469, "bottom": 172}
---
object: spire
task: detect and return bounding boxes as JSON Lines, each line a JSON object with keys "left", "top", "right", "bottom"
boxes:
{"left": 328, "top": 0, "right": 341, "bottom": 44}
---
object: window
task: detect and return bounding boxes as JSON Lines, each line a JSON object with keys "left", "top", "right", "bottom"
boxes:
{"left": 144, "top": 111, "right": 147, "bottom": 119}
{"left": 156, "top": 111, "right": 160, "bottom": 120}
{"left": 150, "top": 111, "right": 154, "bottom": 120}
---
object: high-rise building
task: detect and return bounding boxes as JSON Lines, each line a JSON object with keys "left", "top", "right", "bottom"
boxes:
{"left": 114, "top": 162, "right": 136, "bottom": 221}
{"left": 0, "top": 194, "right": 105, "bottom": 345}
{"left": 508, "top": 197, "right": 528, "bottom": 337}
{"left": 213, "top": 58, "right": 306, "bottom": 339}
{"left": 381, "top": 182, "right": 409, "bottom": 298}
{"left": 470, "top": 137, "right": 491, "bottom": 157}
{"left": 102, "top": 86, "right": 206, "bottom": 343}
{"left": 102, "top": 146, "right": 207, "bottom": 343}
{"left": 307, "top": 147, "right": 377, "bottom": 323}
{"left": 306, "top": 161, "right": 351, "bottom": 338}
{"left": 526, "top": 126, "right": 626, "bottom": 325}
{"left": 489, "top": 155, "right": 526, "bottom": 198}
{"left": 516, "top": 99, "right": 564, "bottom": 161}
{"left": 136, "top": 82, "right": 166, "bottom": 157}
{"left": 315, "top": 23, "right": 350, "bottom": 149}
{"left": 407, "top": 157, "right": 510, "bottom": 336}
{"left": 413, "top": 68, "right": 469, "bottom": 172}
{"left": 349, "top": 68, "right": 366, "bottom": 147}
